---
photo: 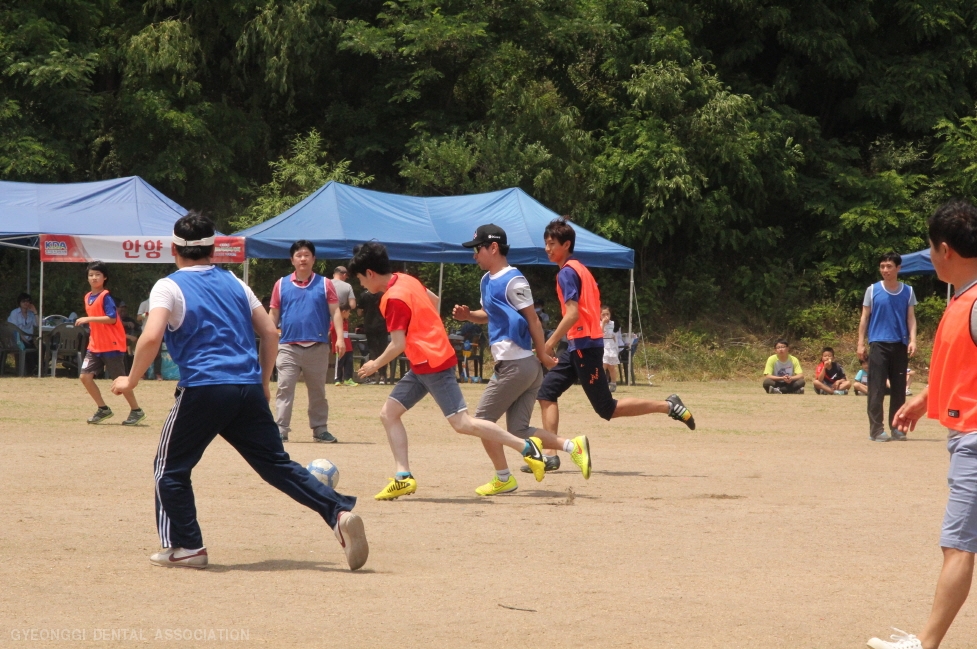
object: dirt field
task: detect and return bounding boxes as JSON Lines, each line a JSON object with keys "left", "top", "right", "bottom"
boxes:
{"left": 0, "top": 377, "right": 974, "bottom": 648}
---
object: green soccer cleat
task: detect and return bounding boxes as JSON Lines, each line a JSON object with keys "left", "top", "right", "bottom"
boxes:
{"left": 475, "top": 475, "right": 518, "bottom": 496}
{"left": 569, "top": 435, "right": 591, "bottom": 479}
{"left": 666, "top": 394, "right": 695, "bottom": 430}
{"left": 374, "top": 476, "right": 417, "bottom": 501}
{"left": 87, "top": 407, "right": 113, "bottom": 425}
{"left": 121, "top": 409, "right": 146, "bottom": 426}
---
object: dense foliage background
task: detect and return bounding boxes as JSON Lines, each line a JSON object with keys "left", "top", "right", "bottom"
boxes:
{"left": 4, "top": 0, "right": 977, "bottom": 340}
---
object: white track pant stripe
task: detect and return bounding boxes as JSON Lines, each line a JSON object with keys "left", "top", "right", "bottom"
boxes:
{"left": 154, "top": 388, "right": 184, "bottom": 548}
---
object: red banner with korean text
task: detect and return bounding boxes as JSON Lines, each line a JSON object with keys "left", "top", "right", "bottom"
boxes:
{"left": 39, "top": 235, "right": 246, "bottom": 263}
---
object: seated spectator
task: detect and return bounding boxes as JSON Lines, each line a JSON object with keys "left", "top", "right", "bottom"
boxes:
{"left": 762, "top": 339, "right": 806, "bottom": 394}
{"left": 813, "top": 346, "right": 851, "bottom": 394}
{"left": 853, "top": 359, "right": 869, "bottom": 396}
{"left": 7, "top": 293, "right": 37, "bottom": 348}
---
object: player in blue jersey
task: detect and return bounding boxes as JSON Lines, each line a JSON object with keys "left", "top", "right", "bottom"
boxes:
{"left": 112, "top": 212, "right": 368, "bottom": 571}
{"left": 452, "top": 225, "right": 592, "bottom": 495}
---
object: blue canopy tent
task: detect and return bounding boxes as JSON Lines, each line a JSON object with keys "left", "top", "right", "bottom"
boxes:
{"left": 235, "top": 181, "right": 634, "bottom": 268}
{"left": 0, "top": 176, "right": 187, "bottom": 376}
{"left": 236, "top": 182, "right": 647, "bottom": 383}
{"left": 897, "top": 248, "right": 934, "bottom": 276}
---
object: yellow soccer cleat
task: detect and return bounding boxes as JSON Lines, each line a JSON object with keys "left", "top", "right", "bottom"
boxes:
{"left": 374, "top": 476, "right": 417, "bottom": 500}
{"left": 569, "top": 435, "right": 591, "bottom": 479}
{"left": 475, "top": 475, "right": 518, "bottom": 496}
{"left": 522, "top": 436, "right": 546, "bottom": 482}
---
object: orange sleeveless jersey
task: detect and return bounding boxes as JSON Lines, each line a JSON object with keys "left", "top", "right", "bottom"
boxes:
{"left": 927, "top": 283, "right": 977, "bottom": 431}
{"left": 84, "top": 290, "right": 128, "bottom": 353}
{"left": 556, "top": 259, "right": 602, "bottom": 341}
{"left": 380, "top": 273, "right": 456, "bottom": 368}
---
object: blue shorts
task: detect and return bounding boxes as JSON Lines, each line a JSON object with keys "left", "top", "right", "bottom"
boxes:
{"left": 941, "top": 433, "right": 977, "bottom": 554}
{"left": 388, "top": 368, "right": 467, "bottom": 418}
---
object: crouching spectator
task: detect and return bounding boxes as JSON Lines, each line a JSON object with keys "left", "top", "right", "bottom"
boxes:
{"left": 814, "top": 346, "right": 852, "bottom": 394}
{"left": 853, "top": 359, "right": 869, "bottom": 395}
{"left": 762, "top": 339, "right": 805, "bottom": 394}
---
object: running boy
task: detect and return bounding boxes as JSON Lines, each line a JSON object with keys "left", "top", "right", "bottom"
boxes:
{"left": 535, "top": 219, "right": 695, "bottom": 463}
{"left": 350, "top": 241, "right": 548, "bottom": 500}
{"left": 111, "top": 212, "right": 367, "bottom": 571}
{"left": 75, "top": 261, "right": 145, "bottom": 425}
{"left": 867, "top": 200, "right": 977, "bottom": 649}
{"left": 452, "top": 224, "right": 591, "bottom": 496}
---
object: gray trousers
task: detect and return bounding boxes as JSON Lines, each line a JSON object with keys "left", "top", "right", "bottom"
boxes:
{"left": 474, "top": 355, "right": 543, "bottom": 439}
{"left": 275, "top": 343, "right": 331, "bottom": 436}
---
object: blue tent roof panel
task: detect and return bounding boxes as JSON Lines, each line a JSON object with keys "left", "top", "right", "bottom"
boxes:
{"left": 0, "top": 176, "right": 186, "bottom": 240}
{"left": 235, "top": 182, "right": 634, "bottom": 269}
{"left": 898, "top": 248, "right": 934, "bottom": 276}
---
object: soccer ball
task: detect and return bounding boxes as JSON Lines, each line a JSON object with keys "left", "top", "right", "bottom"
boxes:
{"left": 307, "top": 459, "right": 340, "bottom": 489}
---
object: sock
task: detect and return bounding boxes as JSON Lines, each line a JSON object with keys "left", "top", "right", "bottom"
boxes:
{"left": 496, "top": 469, "right": 511, "bottom": 482}
{"left": 98, "top": 405, "right": 110, "bottom": 411}
{"left": 563, "top": 439, "right": 575, "bottom": 453}
{"left": 522, "top": 440, "right": 536, "bottom": 456}
{"left": 395, "top": 471, "right": 412, "bottom": 480}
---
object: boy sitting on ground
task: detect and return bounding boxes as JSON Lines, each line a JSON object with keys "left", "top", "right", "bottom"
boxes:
{"left": 853, "top": 359, "right": 869, "bottom": 395}
{"left": 814, "top": 347, "right": 851, "bottom": 395}
{"left": 762, "top": 339, "right": 805, "bottom": 394}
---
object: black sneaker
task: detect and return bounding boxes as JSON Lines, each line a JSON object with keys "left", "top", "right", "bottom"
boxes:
{"left": 87, "top": 407, "right": 113, "bottom": 425}
{"left": 121, "top": 409, "right": 146, "bottom": 426}
{"left": 666, "top": 394, "right": 696, "bottom": 430}
{"left": 313, "top": 429, "right": 338, "bottom": 443}
{"left": 520, "top": 454, "right": 560, "bottom": 473}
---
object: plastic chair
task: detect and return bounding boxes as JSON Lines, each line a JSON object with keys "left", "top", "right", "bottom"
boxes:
{"left": 0, "top": 322, "right": 38, "bottom": 377}
{"left": 48, "top": 324, "right": 88, "bottom": 378}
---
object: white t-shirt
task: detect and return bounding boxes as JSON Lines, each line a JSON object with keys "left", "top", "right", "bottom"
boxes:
{"left": 480, "top": 266, "right": 534, "bottom": 361}
{"left": 149, "top": 265, "right": 262, "bottom": 331}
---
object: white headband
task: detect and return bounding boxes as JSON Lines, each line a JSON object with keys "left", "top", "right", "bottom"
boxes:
{"left": 172, "top": 233, "right": 215, "bottom": 246}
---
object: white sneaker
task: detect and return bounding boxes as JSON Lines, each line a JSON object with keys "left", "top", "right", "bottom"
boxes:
{"left": 150, "top": 547, "right": 208, "bottom": 569}
{"left": 334, "top": 511, "right": 369, "bottom": 571}
{"left": 867, "top": 628, "right": 923, "bottom": 649}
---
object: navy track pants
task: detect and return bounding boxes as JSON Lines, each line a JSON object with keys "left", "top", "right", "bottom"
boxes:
{"left": 153, "top": 383, "right": 356, "bottom": 549}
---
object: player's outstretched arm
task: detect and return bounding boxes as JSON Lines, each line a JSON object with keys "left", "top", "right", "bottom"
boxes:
{"left": 112, "top": 307, "right": 168, "bottom": 395}
{"left": 546, "top": 300, "right": 579, "bottom": 354}
{"left": 358, "top": 330, "right": 406, "bottom": 378}
{"left": 520, "top": 304, "right": 556, "bottom": 369}
{"left": 893, "top": 386, "right": 929, "bottom": 432}
{"left": 452, "top": 304, "right": 488, "bottom": 324}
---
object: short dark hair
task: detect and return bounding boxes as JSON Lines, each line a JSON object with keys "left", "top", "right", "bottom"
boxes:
{"left": 86, "top": 261, "right": 109, "bottom": 282}
{"left": 544, "top": 217, "right": 575, "bottom": 253}
{"left": 879, "top": 251, "right": 902, "bottom": 267}
{"left": 290, "top": 240, "right": 315, "bottom": 258}
{"left": 775, "top": 339, "right": 789, "bottom": 348}
{"left": 821, "top": 346, "right": 834, "bottom": 355}
{"left": 348, "top": 241, "right": 391, "bottom": 276}
{"left": 173, "top": 210, "right": 215, "bottom": 260}
{"left": 929, "top": 199, "right": 977, "bottom": 258}
{"left": 16, "top": 292, "right": 31, "bottom": 304}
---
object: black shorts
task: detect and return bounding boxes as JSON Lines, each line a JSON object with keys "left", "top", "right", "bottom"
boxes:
{"left": 537, "top": 346, "right": 617, "bottom": 420}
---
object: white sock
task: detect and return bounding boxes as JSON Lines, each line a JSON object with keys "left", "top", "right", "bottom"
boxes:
{"left": 496, "top": 469, "right": 511, "bottom": 482}
{"left": 563, "top": 439, "right": 575, "bottom": 453}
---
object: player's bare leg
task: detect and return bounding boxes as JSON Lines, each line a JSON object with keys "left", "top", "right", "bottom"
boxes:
{"left": 538, "top": 399, "right": 560, "bottom": 458}
{"left": 379, "top": 398, "right": 411, "bottom": 474}
{"left": 80, "top": 373, "right": 106, "bottom": 407}
{"left": 611, "top": 398, "right": 669, "bottom": 417}
{"left": 917, "top": 548, "right": 974, "bottom": 649}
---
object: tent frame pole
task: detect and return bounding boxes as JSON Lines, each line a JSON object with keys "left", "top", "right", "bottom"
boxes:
{"left": 242, "top": 258, "right": 249, "bottom": 285}
{"left": 37, "top": 261, "right": 44, "bottom": 378}
{"left": 27, "top": 248, "right": 31, "bottom": 293}
{"left": 437, "top": 262, "right": 444, "bottom": 316}
{"left": 627, "top": 268, "right": 634, "bottom": 386}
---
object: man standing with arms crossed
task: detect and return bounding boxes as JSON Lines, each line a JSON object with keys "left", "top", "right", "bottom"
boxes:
{"left": 269, "top": 240, "right": 345, "bottom": 443}
{"left": 857, "top": 252, "right": 918, "bottom": 442}
{"left": 452, "top": 225, "right": 591, "bottom": 495}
